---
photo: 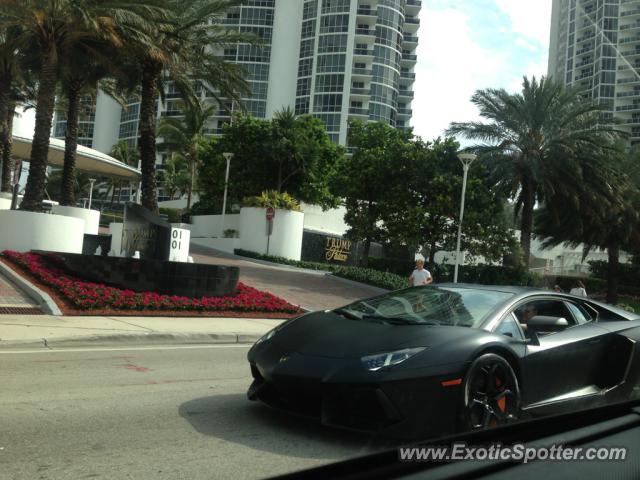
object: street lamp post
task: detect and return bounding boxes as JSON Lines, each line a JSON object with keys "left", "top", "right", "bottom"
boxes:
{"left": 453, "top": 153, "right": 477, "bottom": 283}
{"left": 88, "top": 178, "right": 96, "bottom": 210}
{"left": 221, "top": 152, "right": 234, "bottom": 236}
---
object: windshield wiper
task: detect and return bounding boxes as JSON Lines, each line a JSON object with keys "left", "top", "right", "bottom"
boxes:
{"left": 363, "top": 315, "right": 434, "bottom": 325}
{"left": 334, "top": 308, "right": 362, "bottom": 320}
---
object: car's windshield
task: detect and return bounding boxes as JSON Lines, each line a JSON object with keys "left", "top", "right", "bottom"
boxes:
{"left": 337, "top": 286, "right": 514, "bottom": 327}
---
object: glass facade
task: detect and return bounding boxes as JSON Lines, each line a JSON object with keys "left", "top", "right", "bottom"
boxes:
{"left": 53, "top": 97, "right": 97, "bottom": 148}
{"left": 550, "top": 0, "right": 640, "bottom": 145}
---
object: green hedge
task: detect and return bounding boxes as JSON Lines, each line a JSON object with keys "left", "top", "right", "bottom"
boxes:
{"left": 159, "top": 207, "right": 182, "bottom": 224}
{"left": 234, "top": 249, "right": 547, "bottom": 291}
{"left": 99, "top": 212, "right": 123, "bottom": 227}
{"left": 234, "top": 249, "right": 407, "bottom": 290}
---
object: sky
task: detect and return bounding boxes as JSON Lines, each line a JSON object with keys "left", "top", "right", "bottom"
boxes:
{"left": 13, "top": 0, "right": 553, "bottom": 142}
{"left": 411, "top": 0, "right": 552, "bottom": 141}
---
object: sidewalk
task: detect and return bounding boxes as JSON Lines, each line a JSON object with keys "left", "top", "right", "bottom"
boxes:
{"left": 0, "top": 314, "right": 282, "bottom": 349}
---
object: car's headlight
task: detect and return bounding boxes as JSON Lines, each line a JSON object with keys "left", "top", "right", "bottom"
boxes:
{"left": 361, "top": 347, "right": 426, "bottom": 371}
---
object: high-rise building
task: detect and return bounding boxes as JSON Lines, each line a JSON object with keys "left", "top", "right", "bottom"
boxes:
{"left": 548, "top": 0, "right": 640, "bottom": 145}
{"left": 54, "top": 0, "right": 420, "bottom": 151}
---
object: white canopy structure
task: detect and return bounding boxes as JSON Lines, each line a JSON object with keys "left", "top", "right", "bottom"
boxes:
{"left": 11, "top": 135, "right": 141, "bottom": 180}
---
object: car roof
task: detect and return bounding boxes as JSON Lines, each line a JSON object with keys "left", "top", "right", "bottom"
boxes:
{"left": 434, "top": 283, "right": 546, "bottom": 295}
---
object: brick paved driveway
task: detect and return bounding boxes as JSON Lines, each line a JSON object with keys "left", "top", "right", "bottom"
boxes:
{"left": 190, "top": 245, "right": 386, "bottom": 312}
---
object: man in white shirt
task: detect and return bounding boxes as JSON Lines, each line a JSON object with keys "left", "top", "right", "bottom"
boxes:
{"left": 409, "top": 259, "right": 433, "bottom": 286}
{"left": 569, "top": 281, "right": 587, "bottom": 297}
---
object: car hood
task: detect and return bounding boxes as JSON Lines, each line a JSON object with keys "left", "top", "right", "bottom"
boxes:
{"left": 271, "top": 310, "right": 482, "bottom": 359}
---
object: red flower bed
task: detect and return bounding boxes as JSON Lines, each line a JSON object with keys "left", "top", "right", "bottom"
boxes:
{"left": 2, "top": 251, "right": 302, "bottom": 314}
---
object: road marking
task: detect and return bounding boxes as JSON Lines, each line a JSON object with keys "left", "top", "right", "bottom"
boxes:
{"left": 0, "top": 344, "right": 251, "bottom": 354}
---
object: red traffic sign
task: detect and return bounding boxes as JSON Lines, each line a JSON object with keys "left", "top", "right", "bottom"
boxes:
{"left": 266, "top": 207, "right": 275, "bottom": 220}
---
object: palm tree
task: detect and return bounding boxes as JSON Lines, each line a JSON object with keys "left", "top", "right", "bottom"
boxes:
{"left": 129, "top": 0, "right": 252, "bottom": 213}
{"left": 157, "top": 100, "right": 215, "bottom": 208}
{"left": 0, "top": 0, "right": 166, "bottom": 212}
{"left": 108, "top": 140, "right": 139, "bottom": 205}
{"left": 446, "top": 76, "right": 622, "bottom": 265}
{"left": 536, "top": 146, "right": 640, "bottom": 304}
{"left": 158, "top": 153, "right": 190, "bottom": 201}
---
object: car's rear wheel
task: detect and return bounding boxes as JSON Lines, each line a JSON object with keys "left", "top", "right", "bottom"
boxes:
{"left": 462, "top": 353, "right": 521, "bottom": 430}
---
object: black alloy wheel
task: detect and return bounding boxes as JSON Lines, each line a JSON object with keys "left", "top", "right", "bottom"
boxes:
{"left": 462, "top": 353, "right": 521, "bottom": 430}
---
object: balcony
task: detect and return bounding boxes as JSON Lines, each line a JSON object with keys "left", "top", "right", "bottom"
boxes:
{"left": 357, "top": 8, "right": 377, "bottom": 18}
{"left": 402, "top": 54, "right": 418, "bottom": 61}
{"left": 620, "top": 21, "right": 640, "bottom": 31}
{"left": 352, "top": 68, "right": 373, "bottom": 76}
{"left": 617, "top": 90, "right": 640, "bottom": 97}
{"left": 355, "top": 28, "right": 375, "bottom": 37}
{"left": 398, "top": 90, "right": 414, "bottom": 98}
{"left": 405, "top": 17, "right": 420, "bottom": 25}
{"left": 621, "top": 8, "right": 640, "bottom": 17}
{"left": 400, "top": 72, "right": 416, "bottom": 79}
{"left": 350, "top": 87, "right": 370, "bottom": 95}
{"left": 620, "top": 35, "right": 640, "bottom": 45}
{"left": 353, "top": 48, "right": 374, "bottom": 57}
{"left": 397, "top": 108, "right": 413, "bottom": 115}
{"left": 618, "top": 77, "right": 640, "bottom": 84}
{"left": 348, "top": 108, "right": 369, "bottom": 117}
{"left": 615, "top": 104, "right": 640, "bottom": 112}
{"left": 403, "top": 35, "right": 418, "bottom": 44}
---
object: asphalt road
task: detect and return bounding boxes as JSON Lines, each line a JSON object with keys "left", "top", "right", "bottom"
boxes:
{"left": 0, "top": 344, "right": 386, "bottom": 480}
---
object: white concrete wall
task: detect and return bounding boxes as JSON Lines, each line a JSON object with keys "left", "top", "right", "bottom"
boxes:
{"left": 265, "top": 0, "right": 303, "bottom": 117}
{"left": 0, "top": 211, "right": 85, "bottom": 253}
{"left": 190, "top": 214, "right": 240, "bottom": 238}
{"left": 239, "top": 207, "right": 304, "bottom": 260}
{"left": 92, "top": 91, "right": 122, "bottom": 154}
{"left": 191, "top": 237, "right": 240, "bottom": 254}
{"left": 301, "top": 202, "right": 349, "bottom": 236}
{"left": 51, "top": 205, "right": 100, "bottom": 235}
{"left": 0, "top": 193, "right": 12, "bottom": 210}
{"left": 109, "top": 223, "right": 123, "bottom": 256}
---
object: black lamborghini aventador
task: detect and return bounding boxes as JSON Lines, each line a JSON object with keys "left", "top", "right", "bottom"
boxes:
{"left": 247, "top": 284, "right": 640, "bottom": 439}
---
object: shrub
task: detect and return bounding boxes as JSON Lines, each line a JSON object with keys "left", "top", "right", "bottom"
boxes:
{"left": 99, "top": 212, "right": 123, "bottom": 227}
{"left": 223, "top": 229, "right": 239, "bottom": 238}
{"left": 242, "top": 190, "right": 302, "bottom": 212}
{"left": 159, "top": 207, "right": 182, "bottom": 224}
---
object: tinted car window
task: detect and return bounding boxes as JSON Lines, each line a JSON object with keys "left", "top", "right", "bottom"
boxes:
{"left": 494, "top": 313, "right": 524, "bottom": 340}
{"left": 565, "top": 302, "right": 591, "bottom": 324}
{"left": 339, "top": 286, "right": 514, "bottom": 327}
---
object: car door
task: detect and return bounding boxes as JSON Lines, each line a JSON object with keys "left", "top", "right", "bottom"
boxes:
{"left": 514, "top": 297, "right": 610, "bottom": 408}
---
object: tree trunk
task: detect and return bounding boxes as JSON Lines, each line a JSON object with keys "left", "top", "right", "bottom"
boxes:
{"left": 429, "top": 241, "right": 437, "bottom": 272}
{"left": 361, "top": 236, "right": 371, "bottom": 267}
{"left": 138, "top": 60, "right": 161, "bottom": 213}
{"left": 60, "top": 83, "right": 82, "bottom": 206}
{"left": 187, "top": 159, "right": 194, "bottom": 209}
{"left": 1, "top": 102, "right": 15, "bottom": 193}
{"left": 520, "top": 178, "right": 534, "bottom": 267}
{"left": 21, "top": 52, "right": 58, "bottom": 212}
{"left": 0, "top": 76, "right": 12, "bottom": 192}
{"left": 606, "top": 242, "right": 620, "bottom": 305}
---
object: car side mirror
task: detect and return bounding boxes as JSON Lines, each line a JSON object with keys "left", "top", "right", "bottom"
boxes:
{"left": 528, "top": 316, "right": 569, "bottom": 328}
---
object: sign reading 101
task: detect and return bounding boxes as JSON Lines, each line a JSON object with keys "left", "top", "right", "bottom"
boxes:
{"left": 169, "top": 227, "right": 190, "bottom": 262}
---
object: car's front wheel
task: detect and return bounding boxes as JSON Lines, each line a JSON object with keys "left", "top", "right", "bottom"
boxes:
{"left": 461, "top": 353, "right": 521, "bottom": 430}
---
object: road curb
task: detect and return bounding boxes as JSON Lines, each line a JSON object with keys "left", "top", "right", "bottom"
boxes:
{"left": 0, "top": 331, "right": 262, "bottom": 349}
{"left": 0, "top": 260, "right": 62, "bottom": 316}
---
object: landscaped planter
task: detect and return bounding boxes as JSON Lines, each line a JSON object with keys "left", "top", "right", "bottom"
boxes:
{"left": 51, "top": 205, "right": 100, "bottom": 235}
{"left": 2, "top": 250, "right": 302, "bottom": 315}
{"left": 0, "top": 210, "right": 85, "bottom": 253}
{"left": 239, "top": 207, "right": 304, "bottom": 261}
